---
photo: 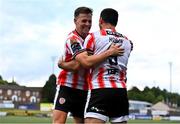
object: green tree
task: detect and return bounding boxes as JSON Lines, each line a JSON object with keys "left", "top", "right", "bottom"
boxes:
{"left": 0, "top": 75, "right": 8, "bottom": 85}
{"left": 0, "top": 75, "right": 19, "bottom": 85}
{"left": 0, "top": 75, "right": 2, "bottom": 80}
{"left": 154, "top": 95, "right": 164, "bottom": 103}
{"left": 144, "top": 91, "right": 155, "bottom": 103}
{"left": 128, "top": 86, "right": 180, "bottom": 107}
{"left": 0, "top": 80, "right": 6, "bottom": 85}
{"left": 128, "top": 86, "right": 144, "bottom": 100}
{"left": 41, "top": 74, "right": 57, "bottom": 103}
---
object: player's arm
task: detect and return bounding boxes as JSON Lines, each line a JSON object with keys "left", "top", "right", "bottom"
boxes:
{"left": 58, "top": 57, "right": 80, "bottom": 71}
{"left": 58, "top": 36, "right": 84, "bottom": 71}
{"left": 75, "top": 44, "right": 124, "bottom": 69}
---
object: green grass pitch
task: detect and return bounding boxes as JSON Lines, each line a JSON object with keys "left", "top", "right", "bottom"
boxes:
{"left": 0, "top": 116, "right": 180, "bottom": 123}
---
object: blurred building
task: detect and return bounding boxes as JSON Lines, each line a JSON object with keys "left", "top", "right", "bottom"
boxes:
{"left": 129, "top": 100, "right": 152, "bottom": 110}
{"left": 152, "top": 101, "right": 180, "bottom": 116}
{"left": 0, "top": 84, "right": 42, "bottom": 109}
{"left": 129, "top": 100, "right": 180, "bottom": 120}
{"left": 129, "top": 100, "right": 152, "bottom": 119}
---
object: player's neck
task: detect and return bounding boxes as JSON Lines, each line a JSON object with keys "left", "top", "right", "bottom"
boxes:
{"left": 101, "top": 24, "right": 115, "bottom": 30}
{"left": 75, "top": 29, "right": 86, "bottom": 40}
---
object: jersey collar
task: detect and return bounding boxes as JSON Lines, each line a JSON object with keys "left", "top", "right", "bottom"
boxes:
{"left": 73, "top": 30, "right": 86, "bottom": 40}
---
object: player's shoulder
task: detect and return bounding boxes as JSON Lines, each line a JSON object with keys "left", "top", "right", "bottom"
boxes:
{"left": 113, "top": 31, "right": 126, "bottom": 38}
{"left": 85, "top": 30, "right": 99, "bottom": 39}
{"left": 89, "top": 30, "right": 103, "bottom": 38}
{"left": 89, "top": 30, "right": 100, "bottom": 35}
{"left": 116, "top": 32, "right": 133, "bottom": 50}
{"left": 66, "top": 31, "right": 81, "bottom": 44}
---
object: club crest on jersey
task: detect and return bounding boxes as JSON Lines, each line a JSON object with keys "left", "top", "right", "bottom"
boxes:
{"left": 59, "top": 97, "right": 66, "bottom": 104}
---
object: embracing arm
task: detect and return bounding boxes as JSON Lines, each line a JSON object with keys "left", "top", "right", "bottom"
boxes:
{"left": 58, "top": 57, "right": 80, "bottom": 71}
{"left": 75, "top": 44, "right": 124, "bottom": 69}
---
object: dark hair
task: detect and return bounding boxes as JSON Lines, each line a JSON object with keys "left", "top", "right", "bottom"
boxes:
{"left": 74, "top": 7, "right": 93, "bottom": 18}
{"left": 100, "top": 8, "right": 118, "bottom": 26}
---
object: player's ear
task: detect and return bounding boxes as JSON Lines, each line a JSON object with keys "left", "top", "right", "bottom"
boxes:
{"left": 74, "top": 18, "right": 76, "bottom": 23}
{"left": 99, "top": 18, "right": 104, "bottom": 24}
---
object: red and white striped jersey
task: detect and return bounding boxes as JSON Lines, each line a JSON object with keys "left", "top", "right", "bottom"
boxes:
{"left": 57, "top": 30, "right": 88, "bottom": 90}
{"left": 84, "top": 29, "right": 133, "bottom": 90}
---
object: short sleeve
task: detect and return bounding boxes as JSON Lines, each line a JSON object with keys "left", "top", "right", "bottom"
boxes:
{"left": 66, "top": 36, "right": 85, "bottom": 59}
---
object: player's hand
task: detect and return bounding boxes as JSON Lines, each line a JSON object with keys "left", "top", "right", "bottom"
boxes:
{"left": 58, "top": 55, "right": 65, "bottom": 68}
{"left": 109, "top": 43, "right": 124, "bottom": 56}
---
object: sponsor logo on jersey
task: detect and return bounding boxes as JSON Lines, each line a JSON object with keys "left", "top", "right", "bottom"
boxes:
{"left": 106, "top": 30, "right": 123, "bottom": 37}
{"left": 109, "top": 37, "right": 123, "bottom": 44}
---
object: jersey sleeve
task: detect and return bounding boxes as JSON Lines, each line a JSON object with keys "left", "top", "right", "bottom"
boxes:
{"left": 83, "top": 33, "right": 95, "bottom": 55}
{"left": 66, "top": 36, "right": 85, "bottom": 59}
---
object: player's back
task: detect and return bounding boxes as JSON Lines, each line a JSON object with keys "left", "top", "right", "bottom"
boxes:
{"left": 84, "top": 29, "right": 132, "bottom": 89}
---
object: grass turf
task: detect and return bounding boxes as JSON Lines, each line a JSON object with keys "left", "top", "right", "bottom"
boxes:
{"left": 0, "top": 116, "right": 180, "bottom": 123}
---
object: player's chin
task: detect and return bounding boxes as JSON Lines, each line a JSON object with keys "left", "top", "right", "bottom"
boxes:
{"left": 83, "top": 28, "right": 90, "bottom": 34}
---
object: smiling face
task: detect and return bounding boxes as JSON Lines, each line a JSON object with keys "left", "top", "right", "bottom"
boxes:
{"left": 74, "top": 13, "right": 92, "bottom": 39}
